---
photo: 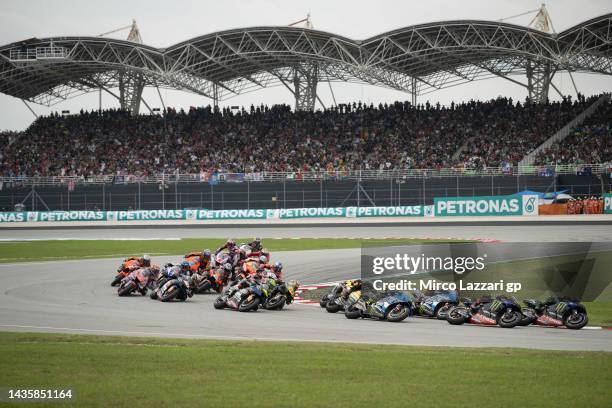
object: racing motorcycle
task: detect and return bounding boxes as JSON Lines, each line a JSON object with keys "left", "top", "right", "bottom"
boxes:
{"left": 262, "top": 280, "right": 300, "bottom": 311}
{"left": 322, "top": 281, "right": 360, "bottom": 313}
{"left": 413, "top": 290, "right": 459, "bottom": 319}
{"left": 117, "top": 268, "right": 152, "bottom": 297}
{"left": 193, "top": 264, "right": 232, "bottom": 294}
{"left": 151, "top": 277, "right": 194, "bottom": 302}
{"left": 519, "top": 297, "right": 588, "bottom": 329}
{"left": 446, "top": 296, "right": 522, "bottom": 328}
{"left": 213, "top": 281, "right": 269, "bottom": 312}
{"left": 344, "top": 290, "right": 413, "bottom": 322}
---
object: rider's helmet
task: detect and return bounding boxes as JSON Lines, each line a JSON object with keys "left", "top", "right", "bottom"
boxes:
{"left": 259, "top": 255, "right": 268, "bottom": 263}
{"left": 223, "top": 263, "right": 233, "bottom": 271}
{"left": 202, "top": 249, "right": 212, "bottom": 259}
{"left": 253, "top": 237, "right": 262, "bottom": 245}
{"left": 274, "top": 261, "right": 283, "bottom": 272}
{"left": 142, "top": 254, "right": 151, "bottom": 266}
{"left": 226, "top": 239, "right": 236, "bottom": 247}
{"left": 239, "top": 244, "right": 252, "bottom": 256}
{"left": 180, "top": 261, "right": 190, "bottom": 271}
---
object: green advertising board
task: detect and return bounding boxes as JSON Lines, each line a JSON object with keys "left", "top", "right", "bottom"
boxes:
{"left": 604, "top": 193, "right": 612, "bottom": 214}
{"left": 434, "top": 194, "right": 539, "bottom": 216}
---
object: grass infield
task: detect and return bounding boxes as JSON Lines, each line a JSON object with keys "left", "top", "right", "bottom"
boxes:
{"left": 0, "top": 238, "right": 459, "bottom": 263}
{"left": 0, "top": 332, "right": 610, "bottom": 407}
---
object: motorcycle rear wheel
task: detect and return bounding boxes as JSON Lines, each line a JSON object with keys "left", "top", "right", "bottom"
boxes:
{"left": 446, "top": 307, "right": 467, "bottom": 325}
{"left": 518, "top": 308, "right": 537, "bottom": 326}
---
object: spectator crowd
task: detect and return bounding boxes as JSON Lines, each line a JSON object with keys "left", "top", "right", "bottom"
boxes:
{"left": 0, "top": 94, "right": 605, "bottom": 179}
{"left": 535, "top": 101, "right": 612, "bottom": 165}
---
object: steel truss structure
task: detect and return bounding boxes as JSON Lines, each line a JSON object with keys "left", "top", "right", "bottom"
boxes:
{"left": 1, "top": 14, "right": 611, "bottom": 112}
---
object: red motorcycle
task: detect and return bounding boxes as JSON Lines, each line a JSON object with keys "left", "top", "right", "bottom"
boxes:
{"left": 117, "top": 268, "right": 156, "bottom": 297}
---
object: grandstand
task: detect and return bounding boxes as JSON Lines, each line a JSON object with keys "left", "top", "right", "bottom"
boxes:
{"left": 0, "top": 7, "right": 610, "bottom": 211}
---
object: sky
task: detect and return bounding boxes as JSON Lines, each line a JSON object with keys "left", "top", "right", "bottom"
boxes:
{"left": 0, "top": 0, "right": 611, "bottom": 131}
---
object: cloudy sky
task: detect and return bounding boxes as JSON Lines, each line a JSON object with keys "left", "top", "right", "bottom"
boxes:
{"left": 1, "top": 0, "right": 611, "bottom": 130}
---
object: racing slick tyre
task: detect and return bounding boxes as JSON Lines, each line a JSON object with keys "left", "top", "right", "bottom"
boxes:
{"left": 344, "top": 306, "right": 361, "bottom": 319}
{"left": 319, "top": 294, "right": 330, "bottom": 308}
{"left": 564, "top": 312, "right": 588, "bottom": 330}
{"left": 197, "top": 280, "right": 212, "bottom": 294}
{"left": 386, "top": 305, "right": 410, "bottom": 322}
{"left": 325, "top": 301, "right": 342, "bottom": 313}
{"left": 111, "top": 275, "right": 122, "bottom": 287}
{"left": 117, "top": 283, "right": 135, "bottom": 297}
{"left": 518, "top": 308, "right": 537, "bottom": 326}
{"left": 446, "top": 306, "right": 467, "bottom": 325}
{"left": 160, "top": 285, "right": 179, "bottom": 302}
{"left": 213, "top": 296, "right": 227, "bottom": 309}
{"left": 498, "top": 309, "right": 522, "bottom": 328}
{"left": 435, "top": 304, "right": 452, "bottom": 320}
{"left": 150, "top": 291, "right": 159, "bottom": 300}
{"left": 239, "top": 296, "right": 260, "bottom": 312}
{"left": 265, "top": 295, "right": 286, "bottom": 311}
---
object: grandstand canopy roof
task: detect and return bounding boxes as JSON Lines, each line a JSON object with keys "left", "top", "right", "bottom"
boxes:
{"left": 0, "top": 13, "right": 611, "bottom": 106}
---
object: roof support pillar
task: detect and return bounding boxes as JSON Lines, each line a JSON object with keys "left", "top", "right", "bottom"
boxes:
{"left": 118, "top": 72, "right": 144, "bottom": 114}
{"left": 526, "top": 60, "right": 552, "bottom": 103}
{"left": 411, "top": 77, "right": 417, "bottom": 106}
{"left": 293, "top": 63, "right": 318, "bottom": 111}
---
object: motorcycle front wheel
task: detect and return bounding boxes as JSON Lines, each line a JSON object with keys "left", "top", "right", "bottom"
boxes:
{"left": 436, "top": 304, "right": 452, "bottom": 320}
{"left": 196, "top": 280, "right": 212, "bottom": 294}
{"left": 564, "top": 312, "right": 588, "bottom": 330}
{"left": 387, "top": 305, "right": 410, "bottom": 322}
{"left": 518, "top": 308, "right": 537, "bottom": 326}
{"left": 160, "top": 285, "right": 179, "bottom": 302}
{"left": 344, "top": 305, "right": 361, "bottom": 319}
{"left": 239, "top": 296, "right": 260, "bottom": 312}
{"left": 213, "top": 296, "right": 226, "bottom": 309}
{"left": 319, "top": 294, "right": 330, "bottom": 308}
{"left": 117, "top": 282, "right": 134, "bottom": 297}
{"left": 446, "top": 307, "right": 467, "bottom": 325}
{"left": 498, "top": 309, "right": 521, "bottom": 328}
{"left": 265, "top": 295, "right": 286, "bottom": 310}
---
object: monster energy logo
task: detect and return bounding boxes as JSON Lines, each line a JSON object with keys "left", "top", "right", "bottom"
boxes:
{"left": 555, "top": 302, "right": 567, "bottom": 314}
{"left": 491, "top": 300, "right": 502, "bottom": 312}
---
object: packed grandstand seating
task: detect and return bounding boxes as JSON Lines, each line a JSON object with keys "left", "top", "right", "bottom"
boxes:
{"left": 0, "top": 94, "right": 605, "bottom": 178}
{"left": 534, "top": 101, "right": 612, "bottom": 165}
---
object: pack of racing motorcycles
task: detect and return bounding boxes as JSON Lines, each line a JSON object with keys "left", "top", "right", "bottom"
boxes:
{"left": 318, "top": 280, "right": 589, "bottom": 329}
{"left": 109, "top": 239, "right": 589, "bottom": 329}
{"left": 110, "top": 238, "right": 300, "bottom": 312}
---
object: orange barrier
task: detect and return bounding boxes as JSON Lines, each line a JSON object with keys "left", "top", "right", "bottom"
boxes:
{"left": 539, "top": 204, "right": 568, "bottom": 215}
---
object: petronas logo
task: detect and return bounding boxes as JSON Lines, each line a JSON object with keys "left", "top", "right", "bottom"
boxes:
{"left": 525, "top": 197, "right": 536, "bottom": 214}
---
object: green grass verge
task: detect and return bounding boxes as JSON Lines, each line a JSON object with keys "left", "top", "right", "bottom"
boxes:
{"left": 583, "top": 301, "right": 612, "bottom": 327}
{"left": 0, "top": 332, "right": 610, "bottom": 408}
{"left": 0, "top": 238, "right": 460, "bottom": 263}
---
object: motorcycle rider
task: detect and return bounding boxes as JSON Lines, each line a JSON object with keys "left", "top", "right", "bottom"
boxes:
{"left": 151, "top": 261, "right": 193, "bottom": 300}
{"left": 215, "top": 239, "right": 237, "bottom": 255}
{"left": 112, "top": 254, "right": 152, "bottom": 286}
{"left": 341, "top": 279, "right": 362, "bottom": 300}
{"left": 247, "top": 238, "right": 263, "bottom": 252}
{"left": 185, "top": 249, "right": 214, "bottom": 273}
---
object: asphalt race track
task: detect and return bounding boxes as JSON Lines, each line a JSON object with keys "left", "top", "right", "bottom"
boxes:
{"left": 3, "top": 223, "right": 612, "bottom": 241}
{"left": 0, "top": 250, "right": 610, "bottom": 351}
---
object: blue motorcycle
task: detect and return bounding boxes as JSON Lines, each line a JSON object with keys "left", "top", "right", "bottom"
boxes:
{"left": 345, "top": 291, "right": 413, "bottom": 322}
{"left": 413, "top": 290, "right": 459, "bottom": 320}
